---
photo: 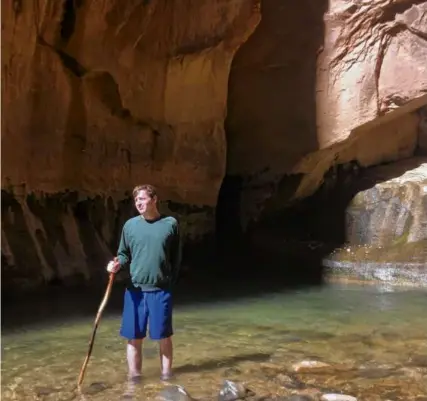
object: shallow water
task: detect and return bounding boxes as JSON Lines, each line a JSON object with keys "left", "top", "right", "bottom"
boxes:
{"left": 2, "top": 282, "right": 427, "bottom": 401}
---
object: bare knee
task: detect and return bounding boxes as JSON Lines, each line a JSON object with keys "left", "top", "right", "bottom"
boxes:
{"left": 128, "top": 339, "right": 143, "bottom": 348}
{"left": 159, "top": 337, "right": 172, "bottom": 349}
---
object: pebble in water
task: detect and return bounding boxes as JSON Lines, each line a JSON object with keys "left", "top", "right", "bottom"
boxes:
{"left": 292, "top": 360, "right": 332, "bottom": 373}
{"left": 275, "top": 373, "right": 305, "bottom": 390}
{"left": 218, "top": 380, "right": 248, "bottom": 401}
{"left": 35, "top": 386, "right": 58, "bottom": 396}
{"left": 85, "top": 381, "right": 110, "bottom": 395}
{"left": 223, "top": 367, "right": 243, "bottom": 377}
{"left": 320, "top": 394, "right": 357, "bottom": 401}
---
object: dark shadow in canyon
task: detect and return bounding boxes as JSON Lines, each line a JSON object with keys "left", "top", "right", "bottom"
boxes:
{"left": 1, "top": 267, "right": 323, "bottom": 334}
{"left": 216, "top": 0, "right": 328, "bottom": 282}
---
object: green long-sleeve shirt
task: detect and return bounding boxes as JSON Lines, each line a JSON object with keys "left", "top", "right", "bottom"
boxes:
{"left": 116, "top": 215, "right": 182, "bottom": 291}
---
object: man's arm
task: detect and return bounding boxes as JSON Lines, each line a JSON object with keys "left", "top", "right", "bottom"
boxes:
{"left": 117, "top": 225, "right": 131, "bottom": 269}
{"left": 170, "top": 220, "right": 182, "bottom": 285}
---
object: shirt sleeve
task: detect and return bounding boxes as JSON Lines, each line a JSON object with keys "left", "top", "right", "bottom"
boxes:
{"left": 117, "top": 224, "right": 131, "bottom": 269}
{"left": 170, "top": 221, "right": 182, "bottom": 284}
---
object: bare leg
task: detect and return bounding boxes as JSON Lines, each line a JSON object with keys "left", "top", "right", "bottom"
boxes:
{"left": 159, "top": 337, "right": 173, "bottom": 377}
{"left": 127, "top": 339, "right": 143, "bottom": 378}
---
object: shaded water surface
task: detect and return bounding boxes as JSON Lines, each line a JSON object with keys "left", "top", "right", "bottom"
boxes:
{"left": 2, "top": 282, "right": 427, "bottom": 401}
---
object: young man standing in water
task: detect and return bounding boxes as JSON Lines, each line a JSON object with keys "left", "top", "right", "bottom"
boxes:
{"left": 106, "top": 184, "right": 182, "bottom": 385}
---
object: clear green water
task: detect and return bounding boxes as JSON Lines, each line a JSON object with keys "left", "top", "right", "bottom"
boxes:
{"left": 2, "top": 282, "right": 427, "bottom": 401}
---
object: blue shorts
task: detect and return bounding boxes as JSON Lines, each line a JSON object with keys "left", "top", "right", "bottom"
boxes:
{"left": 120, "top": 289, "right": 173, "bottom": 340}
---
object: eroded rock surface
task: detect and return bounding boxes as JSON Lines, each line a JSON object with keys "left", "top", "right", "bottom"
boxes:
{"left": 226, "top": 0, "right": 427, "bottom": 227}
{"left": 346, "top": 157, "right": 427, "bottom": 247}
{"left": 2, "top": 0, "right": 260, "bottom": 202}
{"left": 323, "top": 157, "right": 427, "bottom": 286}
{"left": 1, "top": 0, "right": 260, "bottom": 291}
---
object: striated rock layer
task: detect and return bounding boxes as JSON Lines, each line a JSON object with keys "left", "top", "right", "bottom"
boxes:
{"left": 2, "top": 0, "right": 427, "bottom": 292}
{"left": 226, "top": 0, "right": 427, "bottom": 228}
{"left": 1, "top": 0, "right": 261, "bottom": 291}
{"left": 346, "top": 158, "right": 427, "bottom": 247}
{"left": 323, "top": 158, "right": 427, "bottom": 286}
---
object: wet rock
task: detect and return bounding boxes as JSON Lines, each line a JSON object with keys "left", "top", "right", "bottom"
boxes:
{"left": 285, "top": 395, "right": 315, "bottom": 401}
{"left": 85, "top": 381, "right": 110, "bottom": 395}
{"left": 297, "top": 388, "right": 324, "bottom": 399}
{"left": 35, "top": 386, "right": 58, "bottom": 396}
{"left": 218, "top": 380, "right": 248, "bottom": 401}
{"left": 399, "top": 367, "right": 425, "bottom": 381}
{"left": 223, "top": 367, "right": 242, "bottom": 377}
{"left": 346, "top": 158, "right": 427, "bottom": 247}
{"left": 275, "top": 373, "right": 305, "bottom": 390}
{"left": 246, "top": 394, "right": 272, "bottom": 401}
{"left": 320, "top": 395, "right": 357, "bottom": 401}
{"left": 156, "top": 385, "right": 194, "bottom": 401}
{"left": 260, "top": 362, "right": 283, "bottom": 371}
{"left": 292, "top": 360, "right": 332, "bottom": 373}
{"left": 409, "top": 354, "right": 427, "bottom": 367}
{"left": 357, "top": 367, "right": 398, "bottom": 379}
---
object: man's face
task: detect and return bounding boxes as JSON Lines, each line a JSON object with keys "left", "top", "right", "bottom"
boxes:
{"left": 134, "top": 190, "right": 156, "bottom": 214}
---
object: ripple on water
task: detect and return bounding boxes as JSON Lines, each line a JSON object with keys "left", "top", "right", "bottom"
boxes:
{"left": 1, "top": 283, "right": 427, "bottom": 401}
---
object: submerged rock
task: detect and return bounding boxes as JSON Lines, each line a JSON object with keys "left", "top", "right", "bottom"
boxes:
{"left": 223, "top": 367, "right": 243, "bottom": 377}
{"left": 156, "top": 385, "right": 194, "bottom": 401}
{"left": 357, "top": 367, "right": 399, "bottom": 379}
{"left": 85, "top": 381, "right": 110, "bottom": 395}
{"left": 275, "top": 373, "right": 305, "bottom": 390}
{"left": 285, "top": 396, "right": 315, "bottom": 401}
{"left": 292, "top": 360, "right": 332, "bottom": 373}
{"left": 408, "top": 354, "right": 427, "bottom": 368}
{"left": 218, "top": 380, "right": 248, "bottom": 401}
{"left": 35, "top": 386, "right": 58, "bottom": 396}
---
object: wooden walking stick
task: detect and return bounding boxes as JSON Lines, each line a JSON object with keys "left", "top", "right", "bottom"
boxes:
{"left": 77, "top": 270, "right": 116, "bottom": 389}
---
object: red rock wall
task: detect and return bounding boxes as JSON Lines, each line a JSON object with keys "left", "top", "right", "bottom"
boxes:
{"left": 225, "top": 0, "right": 427, "bottom": 227}
{"left": 1, "top": 0, "right": 260, "bottom": 291}
{"left": 2, "top": 0, "right": 260, "bottom": 204}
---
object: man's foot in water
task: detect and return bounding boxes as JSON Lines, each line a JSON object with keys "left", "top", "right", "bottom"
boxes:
{"left": 160, "top": 371, "right": 173, "bottom": 382}
{"left": 122, "top": 375, "right": 142, "bottom": 399}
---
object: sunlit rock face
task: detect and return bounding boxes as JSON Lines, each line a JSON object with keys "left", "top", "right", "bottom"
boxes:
{"left": 324, "top": 157, "right": 427, "bottom": 287}
{"left": 1, "top": 0, "right": 260, "bottom": 291}
{"left": 346, "top": 158, "right": 427, "bottom": 247}
{"left": 226, "top": 0, "right": 427, "bottom": 227}
{"left": 317, "top": 0, "right": 427, "bottom": 146}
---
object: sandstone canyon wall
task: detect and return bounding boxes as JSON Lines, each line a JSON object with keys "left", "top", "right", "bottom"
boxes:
{"left": 2, "top": 0, "right": 427, "bottom": 293}
{"left": 226, "top": 0, "right": 427, "bottom": 227}
{"left": 1, "top": 0, "right": 261, "bottom": 291}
